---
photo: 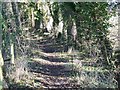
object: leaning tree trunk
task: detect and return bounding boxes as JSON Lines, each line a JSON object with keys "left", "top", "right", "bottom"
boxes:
{"left": 0, "top": 2, "right": 4, "bottom": 89}
{"left": 67, "top": 18, "right": 77, "bottom": 54}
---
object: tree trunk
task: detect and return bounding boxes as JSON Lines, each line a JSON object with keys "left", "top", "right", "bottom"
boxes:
{"left": 118, "top": 4, "right": 120, "bottom": 50}
{"left": 11, "top": 2, "right": 21, "bottom": 29}
{"left": 5, "top": 2, "right": 15, "bottom": 64}
{"left": 116, "top": 4, "right": 120, "bottom": 88}
{"left": 31, "top": 8, "right": 35, "bottom": 28}
{"left": 0, "top": 2, "right": 4, "bottom": 89}
{"left": 10, "top": 43, "right": 15, "bottom": 64}
{"left": 11, "top": 2, "right": 21, "bottom": 59}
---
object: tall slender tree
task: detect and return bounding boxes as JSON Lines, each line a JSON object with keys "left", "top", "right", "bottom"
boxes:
{"left": 2, "top": 2, "right": 15, "bottom": 64}
{"left": 0, "top": 2, "right": 4, "bottom": 89}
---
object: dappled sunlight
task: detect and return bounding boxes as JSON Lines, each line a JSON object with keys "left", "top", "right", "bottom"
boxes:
{"left": 1, "top": 1, "right": 119, "bottom": 89}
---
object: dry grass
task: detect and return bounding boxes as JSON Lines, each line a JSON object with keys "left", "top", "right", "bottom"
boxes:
{"left": 5, "top": 56, "right": 34, "bottom": 86}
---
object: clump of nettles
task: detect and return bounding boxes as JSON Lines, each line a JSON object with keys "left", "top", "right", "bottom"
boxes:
{"left": 73, "top": 60, "right": 118, "bottom": 88}
{"left": 78, "top": 70, "right": 117, "bottom": 88}
{"left": 5, "top": 56, "right": 33, "bottom": 87}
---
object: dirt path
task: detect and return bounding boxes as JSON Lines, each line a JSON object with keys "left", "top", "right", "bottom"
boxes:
{"left": 28, "top": 38, "right": 79, "bottom": 88}
{"left": 29, "top": 53, "right": 79, "bottom": 88}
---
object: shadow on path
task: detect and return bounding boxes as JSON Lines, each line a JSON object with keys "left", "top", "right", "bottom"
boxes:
{"left": 39, "top": 55, "right": 69, "bottom": 63}
{"left": 27, "top": 37, "right": 81, "bottom": 88}
{"left": 28, "top": 60, "right": 72, "bottom": 77}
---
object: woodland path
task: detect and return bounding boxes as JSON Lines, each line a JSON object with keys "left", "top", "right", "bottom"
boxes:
{"left": 28, "top": 36, "right": 80, "bottom": 88}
